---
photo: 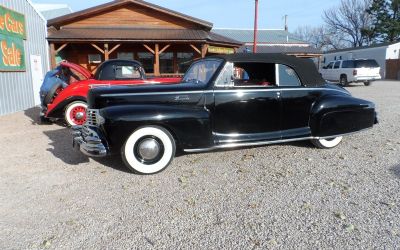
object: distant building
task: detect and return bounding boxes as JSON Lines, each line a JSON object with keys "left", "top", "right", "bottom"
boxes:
{"left": 0, "top": 0, "right": 49, "bottom": 116}
{"left": 212, "top": 28, "right": 322, "bottom": 58}
{"left": 33, "top": 3, "right": 72, "bottom": 20}
{"left": 46, "top": 0, "right": 242, "bottom": 76}
{"left": 323, "top": 41, "right": 400, "bottom": 79}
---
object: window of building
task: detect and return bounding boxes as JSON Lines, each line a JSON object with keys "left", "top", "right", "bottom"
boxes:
{"left": 160, "top": 52, "right": 173, "bottom": 74}
{"left": 177, "top": 52, "right": 194, "bottom": 73}
{"left": 137, "top": 52, "right": 154, "bottom": 73}
{"left": 88, "top": 54, "right": 101, "bottom": 64}
{"left": 117, "top": 52, "right": 134, "bottom": 60}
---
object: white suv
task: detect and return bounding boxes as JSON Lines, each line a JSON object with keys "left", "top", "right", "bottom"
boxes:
{"left": 320, "top": 59, "right": 381, "bottom": 86}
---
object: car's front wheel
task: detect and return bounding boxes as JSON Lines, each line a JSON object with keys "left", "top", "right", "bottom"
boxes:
{"left": 311, "top": 136, "right": 343, "bottom": 149}
{"left": 65, "top": 101, "right": 87, "bottom": 126}
{"left": 122, "top": 126, "right": 176, "bottom": 174}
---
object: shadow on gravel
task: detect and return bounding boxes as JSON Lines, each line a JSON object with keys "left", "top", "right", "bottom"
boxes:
{"left": 43, "top": 128, "right": 90, "bottom": 165}
{"left": 43, "top": 127, "right": 132, "bottom": 173}
{"left": 390, "top": 164, "right": 400, "bottom": 179}
{"left": 24, "top": 106, "right": 66, "bottom": 127}
{"left": 24, "top": 106, "right": 41, "bottom": 125}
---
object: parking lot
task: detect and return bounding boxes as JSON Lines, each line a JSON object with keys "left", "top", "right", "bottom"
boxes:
{"left": 1, "top": 81, "right": 399, "bottom": 249}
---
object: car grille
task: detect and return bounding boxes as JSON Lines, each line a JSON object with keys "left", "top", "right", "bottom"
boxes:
{"left": 86, "top": 109, "right": 100, "bottom": 126}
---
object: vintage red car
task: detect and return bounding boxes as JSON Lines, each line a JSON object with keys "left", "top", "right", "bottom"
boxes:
{"left": 40, "top": 60, "right": 181, "bottom": 126}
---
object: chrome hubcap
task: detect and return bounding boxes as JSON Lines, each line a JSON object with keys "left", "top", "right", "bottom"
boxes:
{"left": 138, "top": 138, "right": 161, "bottom": 161}
{"left": 75, "top": 112, "right": 84, "bottom": 120}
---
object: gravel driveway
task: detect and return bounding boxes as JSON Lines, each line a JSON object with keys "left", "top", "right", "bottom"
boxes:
{"left": 1, "top": 81, "right": 399, "bottom": 249}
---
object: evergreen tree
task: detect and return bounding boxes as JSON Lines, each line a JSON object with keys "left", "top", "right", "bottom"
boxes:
{"left": 367, "top": 0, "right": 400, "bottom": 42}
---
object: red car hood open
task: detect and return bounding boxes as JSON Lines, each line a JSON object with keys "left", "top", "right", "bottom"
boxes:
{"left": 60, "top": 61, "right": 93, "bottom": 79}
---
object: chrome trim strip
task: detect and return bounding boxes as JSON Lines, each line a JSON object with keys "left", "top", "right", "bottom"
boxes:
{"left": 183, "top": 128, "right": 372, "bottom": 153}
{"left": 102, "top": 88, "right": 349, "bottom": 97}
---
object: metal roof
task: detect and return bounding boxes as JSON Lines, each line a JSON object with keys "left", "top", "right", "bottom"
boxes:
{"left": 47, "top": 27, "right": 242, "bottom": 46}
{"left": 240, "top": 45, "right": 322, "bottom": 55}
{"left": 212, "top": 28, "right": 307, "bottom": 44}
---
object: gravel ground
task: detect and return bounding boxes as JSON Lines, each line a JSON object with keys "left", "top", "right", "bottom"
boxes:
{"left": 0, "top": 80, "right": 399, "bottom": 249}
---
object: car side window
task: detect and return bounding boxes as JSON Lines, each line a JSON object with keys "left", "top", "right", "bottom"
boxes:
{"left": 216, "top": 62, "right": 277, "bottom": 88}
{"left": 334, "top": 61, "right": 341, "bottom": 69}
{"left": 326, "top": 62, "right": 334, "bottom": 69}
{"left": 115, "top": 65, "right": 141, "bottom": 80}
{"left": 277, "top": 64, "right": 301, "bottom": 87}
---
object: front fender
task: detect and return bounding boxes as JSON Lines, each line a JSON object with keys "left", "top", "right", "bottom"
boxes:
{"left": 310, "top": 95, "right": 376, "bottom": 137}
{"left": 100, "top": 105, "right": 212, "bottom": 152}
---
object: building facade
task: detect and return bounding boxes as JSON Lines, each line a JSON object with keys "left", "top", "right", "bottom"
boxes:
{"left": 322, "top": 42, "right": 400, "bottom": 79}
{"left": 0, "top": 0, "right": 49, "bottom": 116}
{"left": 47, "top": 0, "right": 242, "bottom": 76}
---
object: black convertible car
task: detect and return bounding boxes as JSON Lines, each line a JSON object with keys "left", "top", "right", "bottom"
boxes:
{"left": 72, "top": 53, "right": 378, "bottom": 174}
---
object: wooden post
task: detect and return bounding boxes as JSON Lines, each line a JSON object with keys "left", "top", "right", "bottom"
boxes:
{"left": 49, "top": 43, "right": 56, "bottom": 68}
{"left": 201, "top": 44, "right": 208, "bottom": 58}
{"left": 154, "top": 44, "right": 160, "bottom": 76}
{"left": 104, "top": 43, "right": 109, "bottom": 60}
{"left": 173, "top": 51, "right": 178, "bottom": 73}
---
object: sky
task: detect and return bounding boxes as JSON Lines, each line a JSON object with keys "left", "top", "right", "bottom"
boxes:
{"left": 32, "top": 0, "right": 343, "bottom": 31}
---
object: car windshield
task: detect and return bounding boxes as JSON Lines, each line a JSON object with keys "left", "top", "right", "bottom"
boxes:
{"left": 355, "top": 60, "right": 379, "bottom": 68}
{"left": 182, "top": 59, "right": 222, "bottom": 85}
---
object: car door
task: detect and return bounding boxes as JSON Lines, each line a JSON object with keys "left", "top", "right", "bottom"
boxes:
{"left": 278, "top": 64, "right": 321, "bottom": 139}
{"left": 332, "top": 61, "right": 342, "bottom": 81}
{"left": 212, "top": 62, "right": 281, "bottom": 145}
{"left": 322, "top": 62, "right": 334, "bottom": 80}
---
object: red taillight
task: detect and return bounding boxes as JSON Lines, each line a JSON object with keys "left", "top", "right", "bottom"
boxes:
{"left": 353, "top": 69, "right": 357, "bottom": 76}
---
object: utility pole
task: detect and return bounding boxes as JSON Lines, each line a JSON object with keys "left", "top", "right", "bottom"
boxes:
{"left": 253, "top": 0, "right": 259, "bottom": 53}
{"left": 284, "top": 14, "right": 288, "bottom": 31}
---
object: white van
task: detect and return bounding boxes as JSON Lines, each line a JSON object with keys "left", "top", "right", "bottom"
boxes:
{"left": 320, "top": 59, "right": 381, "bottom": 86}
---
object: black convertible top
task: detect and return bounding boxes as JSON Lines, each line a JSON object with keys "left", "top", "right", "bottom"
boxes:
{"left": 211, "top": 53, "right": 325, "bottom": 87}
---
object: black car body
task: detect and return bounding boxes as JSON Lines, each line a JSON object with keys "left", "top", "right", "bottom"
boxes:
{"left": 72, "top": 53, "right": 378, "bottom": 174}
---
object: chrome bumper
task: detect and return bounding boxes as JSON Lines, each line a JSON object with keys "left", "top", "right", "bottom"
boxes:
{"left": 72, "top": 125, "right": 107, "bottom": 157}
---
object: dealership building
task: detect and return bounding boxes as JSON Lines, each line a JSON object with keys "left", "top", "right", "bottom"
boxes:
{"left": 0, "top": 0, "right": 49, "bottom": 116}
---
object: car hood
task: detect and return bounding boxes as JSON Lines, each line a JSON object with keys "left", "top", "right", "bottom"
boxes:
{"left": 60, "top": 61, "right": 93, "bottom": 79}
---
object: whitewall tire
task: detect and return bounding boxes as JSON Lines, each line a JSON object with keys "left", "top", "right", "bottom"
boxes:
{"left": 65, "top": 101, "right": 87, "bottom": 126}
{"left": 122, "top": 126, "right": 176, "bottom": 174}
{"left": 311, "top": 136, "right": 343, "bottom": 149}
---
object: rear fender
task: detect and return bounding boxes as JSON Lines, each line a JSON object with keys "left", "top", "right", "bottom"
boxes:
{"left": 100, "top": 105, "right": 212, "bottom": 152}
{"left": 46, "top": 96, "right": 87, "bottom": 118}
{"left": 310, "top": 95, "right": 376, "bottom": 137}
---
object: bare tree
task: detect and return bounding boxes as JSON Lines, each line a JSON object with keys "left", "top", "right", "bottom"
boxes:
{"left": 294, "top": 25, "right": 348, "bottom": 51}
{"left": 323, "top": 0, "right": 373, "bottom": 47}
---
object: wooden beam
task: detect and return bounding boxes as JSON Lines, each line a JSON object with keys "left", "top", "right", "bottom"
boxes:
{"left": 91, "top": 43, "right": 104, "bottom": 54}
{"left": 49, "top": 43, "right": 56, "bottom": 68}
{"left": 108, "top": 44, "right": 121, "bottom": 55}
{"left": 159, "top": 44, "right": 171, "bottom": 54}
{"left": 104, "top": 43, "right": 109, "bottom": 60}
{"left": 201, "top": 44, "right": 208, "bottom": 58}
{"left": 143, "top": 44, "right": 155, "bottom": 54}
{"left": 55, "top": 43, "right": 68, "bottom": 53}
{"left": 173, "top": 51, "right": 178, "bottom": 73}
{"left": 190, "top": 44, "right": 201, "bottom": 55}
{"left": 154, "top": 44, "right": 160, "bottom": 76}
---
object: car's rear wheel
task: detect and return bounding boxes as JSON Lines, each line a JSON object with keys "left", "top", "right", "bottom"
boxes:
{"left": 65, "top": 101, "right": 87, "bottom": 126}
{"left": 340, "top": 75, "right": 349, "bottom": 87}
{"left": 311, "top": 136, "right": 343, "bottom": 149}
{"left": 364, "top": 81, "right": 371, "bottom": 86}
{"left": 122, "top": 126, "right": 176, "bottom": 174}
